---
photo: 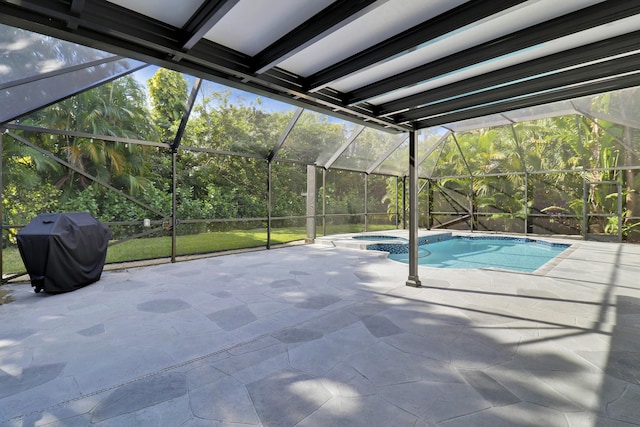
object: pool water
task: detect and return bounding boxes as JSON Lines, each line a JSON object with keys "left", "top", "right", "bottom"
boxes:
{"left": 388, "top": 237, "right": 569, "bottom": 273}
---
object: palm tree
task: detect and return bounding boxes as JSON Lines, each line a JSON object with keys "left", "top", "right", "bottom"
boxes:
{"left": 20, "top": 75, "right": 157, "bottom": 197}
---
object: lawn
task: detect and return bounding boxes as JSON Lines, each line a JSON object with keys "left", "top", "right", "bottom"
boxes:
{"left": 3, "top": 223, "right": 396, "bottom": 275}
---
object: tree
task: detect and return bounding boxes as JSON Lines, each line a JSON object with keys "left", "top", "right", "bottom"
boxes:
{"left": 148, "top": 69, "right": 188, "bottom": 143}
{"left": 23, "top": 76, "right": 156, "bottom": 195}
{"left": 3, "top": 74, "right": 158, "bottom": 243}
{"left": 587, "top": 89, "right": 640, "bottom": 238}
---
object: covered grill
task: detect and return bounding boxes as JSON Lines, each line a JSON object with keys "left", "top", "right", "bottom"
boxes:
{"left": 17, "top": 212, "right": 110, "bottom": 293}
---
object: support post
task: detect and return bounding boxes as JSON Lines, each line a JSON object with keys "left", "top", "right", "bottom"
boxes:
{"left": 395, "top": 176, "right": 399, "bottom": 229}
{"left": 470, "top": 176, "right": 475, "bottom": 232}
{"left": 169, "top": 78, "right": 201, "bottom": 263}
{"left": 583, "top": 179, "right": 588, "bottom": 240}
{"left": 306, "top": 165, "right": 316, "bottom": 242}
{"left": 618, "top": 178, "right": 623, "bottom": 243}
{"left": 267, "top": 161, "right": 272, "bottom": 249}
{"left": 171, "top": 148, "right": 177, "bottom": 263}
{"left": 322, "top": 168, "right": 326, "bottom": 236}
{"left": 402, "top": 176, "right": 407, "bottom": 229}
{"left": 406, "top": 130, "right": 421, "bottom": 288}
{"left": 364, "top": 174, "right": 368, "bottom": 232}
{"left": 0, "top": 132, "right": 3, "bottom": 281}
{"left": 524, "top": 174, "right": 529, "bottom": 235}
{"left": 426, "top": 179, "right": 431, "bottom": 229}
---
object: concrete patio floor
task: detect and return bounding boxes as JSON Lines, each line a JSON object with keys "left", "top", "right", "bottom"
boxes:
{"left": 1, "top": 232, "right": 640, "bottom": 426}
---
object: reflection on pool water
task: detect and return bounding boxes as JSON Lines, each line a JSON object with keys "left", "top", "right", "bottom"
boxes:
{"left": 387, "top": 236, "right": 570, "bottom": 273}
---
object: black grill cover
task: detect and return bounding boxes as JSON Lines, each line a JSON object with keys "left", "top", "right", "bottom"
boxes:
{"left": 17, "top": 212, "right": 110, "bottom": 293}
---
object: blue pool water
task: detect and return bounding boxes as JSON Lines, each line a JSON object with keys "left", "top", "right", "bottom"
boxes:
{"left": 388, "top": 237, "right": 569, "bottom": 273}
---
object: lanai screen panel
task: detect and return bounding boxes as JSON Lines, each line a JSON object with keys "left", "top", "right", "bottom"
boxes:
{"left": 419, "top": 147, "right": 441, "bottom": 179}
{"left": 502, "top": 101, "right": 577, "bottom": 123}
{"left": 17, "top": 68, "right": 160, "bottom": 140}
{"left": 330, "top": 128, "right": 405, "bottom": 173}
{"left": 183, "top": 79, "right": 297, "bottom": 157}
{"left": 453, "top": 125, "right": 525, "bottom": 176}
{"left": 430, "top": 134, "right": 469, "bottom": 178}
{"left": 528, "top": 172, "right": 583, "bottom": 235}
{"left": 513, "top": 115, "right": 586, "bottom": 172}
{"left": 366, "top": 173, "right": 396, "bottom": 229}
{"left": 511, "top": 113, "right": 586, "bottom": 222}
{"left": 474, "top": 174, "right": 526, "bottom": 233}
{"left": 275, "top": 110, "right": 357, "bottom": 166}
{"left": 417, "top": 127, "right": 450, "bottom": 179}
{"left": 0, "top": 24, "right": 116, "bottom": 83}
{"left": 445, "top": 114, "right": 512, "bottom": 133}
{"left": 0, "top": 24, "right": 144, "bottom": 124}
{"left": 372, "top": 138, "right": 409, "bottom": 177}
{"left": 573, "top": 88, "right": 640, "bottom": 130}
{"left": 322, "top": 168, "right": 366, "bottom": 234}
{"left": 430, "top": 177, "right": 473, "bottom": 230}
{"left": 371, "top": 127, "right": 441, "bottom": 178}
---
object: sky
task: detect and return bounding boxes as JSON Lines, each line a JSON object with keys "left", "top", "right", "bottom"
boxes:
{"left": 132, "top": 64, "right": 299, "bottom": 114}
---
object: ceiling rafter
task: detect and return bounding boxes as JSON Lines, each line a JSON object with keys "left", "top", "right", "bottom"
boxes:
{"left": 69, "top": 0, "right": 85, "bottom": 15}
{"left": 67, "top": 0, "right": 85, "bottom": 29}
{"left": 1, "top": 0, "right": 248, "bottom": 70}
{"left": 180, "top": 0, "right": 239, "bottom": 51}
{"left": 3, "top": 0, "right": 640, "bottom": 133}
{"left": 305, "top": 0, "right": 527, "bottom": 92}
{"left": 397, "top": 53, "right": 640, "bottom": 123}
{"left": 378, "top": 30, "right": 640, "bottom": 117}
{"left": 0, "top": 0, "right": 408, "bottom": 132}
{"left": 252, "top": 0, "right": 383, "bottom": 75}
{"left": 345, "top": 1, "right": 640, "bottom": 105}
{"left": 79, "top": 2, "right": 181, "bottom": 46}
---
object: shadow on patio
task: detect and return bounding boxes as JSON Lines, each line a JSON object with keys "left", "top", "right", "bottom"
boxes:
{"left": 0, "top": 240, "right": 639, "bottom": 426}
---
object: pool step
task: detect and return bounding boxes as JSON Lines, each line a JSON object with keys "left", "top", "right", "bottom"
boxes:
{"left": 418, "top": 249, "right": 431, "bottom": 258}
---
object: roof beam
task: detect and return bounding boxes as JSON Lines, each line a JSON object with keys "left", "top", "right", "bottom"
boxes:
{"left": 306, "top": 0, "right": 528, "bottom": 91}
{"left": 70, "top": 0, "right": 85, "bottom": 15}
{"left": 67, "top": 0, "right": 85, "bottom": 29}
{"left": 0, "top": 0, "right": 408, "bottom": 132}
{"left": 181, "top": 0, "right": 239, "bottom": 51}
{"left": 252, "top": 0, "right": 383, "bottom": 75}
{"left": 396, "top": 53, "right": 640, "bottom": 123}
{"left": 0, "top": 0, "right": 250, "bottom": 72}
{"left": 378, "top": 30, "right": 640, "bottom": 117}
{"left": 345, "top": 1, "right": 640, "bottom": 105}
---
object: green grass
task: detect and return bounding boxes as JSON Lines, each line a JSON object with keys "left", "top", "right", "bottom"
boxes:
{"left": 106, "top": 227, "right": 307, "bottom": 262}
{"left": 3, "top": 223, "right": 397, "bottom": 275}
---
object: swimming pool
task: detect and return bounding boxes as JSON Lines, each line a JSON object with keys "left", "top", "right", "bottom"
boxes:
{"left": 387, "top": 236, "right": 570, "bottom": 273}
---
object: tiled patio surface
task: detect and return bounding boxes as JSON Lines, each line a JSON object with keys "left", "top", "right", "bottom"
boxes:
{"left": 1, "top": 232, "right": 640, "bottom": 426}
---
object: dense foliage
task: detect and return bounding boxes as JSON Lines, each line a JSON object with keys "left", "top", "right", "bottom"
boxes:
{"left": 3, "top": 69, "right": 393, "bottom": 246}
{"left": 5, "top": 67, "right": 640, "bottom": 252}
{"left": 421, "top": 112, "right": 640, "bottom": 240}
